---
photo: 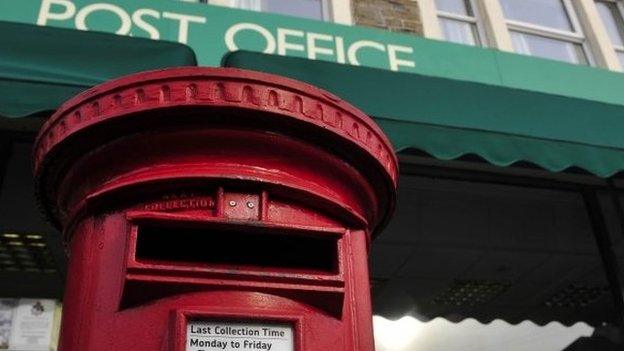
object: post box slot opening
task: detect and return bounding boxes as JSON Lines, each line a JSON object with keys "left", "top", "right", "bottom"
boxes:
{"left": 135, "top": 224, "right": 338, "bottom": 273}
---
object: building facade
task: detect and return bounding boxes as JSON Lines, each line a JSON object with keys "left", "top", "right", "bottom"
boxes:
{"left": 2, "top": 0, "right": 624, "bottom": 350}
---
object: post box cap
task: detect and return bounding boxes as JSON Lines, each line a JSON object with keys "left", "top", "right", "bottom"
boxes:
{"left": 34, "top": 67, "right": 398, "bottom": 235}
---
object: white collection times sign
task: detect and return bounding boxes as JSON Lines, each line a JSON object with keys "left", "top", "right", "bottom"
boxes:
{"left": 186, "top": 321, "right": 294, "bottom": 351}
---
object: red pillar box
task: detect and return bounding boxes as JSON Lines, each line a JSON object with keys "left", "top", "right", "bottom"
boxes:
{"left": 33, "top": 68, "right": 398, "bottom": 351}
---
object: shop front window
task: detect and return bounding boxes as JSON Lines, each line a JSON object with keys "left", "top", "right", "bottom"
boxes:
{"left": 500, "top": 0, "right": 590, "bottom": 64}
{"left": 595, "top": 0, "right": 624, "bottom": 68}
{"left": 435, "top": 0, "right": 483, "bottom": 46}
{"left": 370, "top": 173, "right": 624, "bottom": 350}
{"left": 0, "top": 141, "right": 64, "bottom": 296}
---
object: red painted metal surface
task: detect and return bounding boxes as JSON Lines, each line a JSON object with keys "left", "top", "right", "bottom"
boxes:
{"left": 34, "top": 67, "right": 398, "bottom": 351}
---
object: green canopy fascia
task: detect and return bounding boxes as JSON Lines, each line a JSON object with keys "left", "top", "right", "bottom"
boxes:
{"left": 223, "top": 51, "right": 624, "bottom": 178}
{"left": 0, "top": 21, "right": 197, "bottom": 118}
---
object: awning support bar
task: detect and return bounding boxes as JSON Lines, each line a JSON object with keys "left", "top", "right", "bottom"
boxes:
{"left": 606, "top": 178, "right": 624, "bottom": 243}
{"left": 582, "top": 189, "right": 624, "bottom": 330}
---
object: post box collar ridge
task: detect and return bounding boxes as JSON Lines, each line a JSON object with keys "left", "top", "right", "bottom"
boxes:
{"left": 33, "top": 67, "right": 398, "bottom": 235}
{"left": 34, "top": 67, "right": 398, "bottom": 184}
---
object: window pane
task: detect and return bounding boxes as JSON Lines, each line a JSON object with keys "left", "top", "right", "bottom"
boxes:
{"left": 500, "top": 0, "right": 573, "bottom": 31}
{"left": 618, "top": 51, "right": 624, "bottom": 68}
{"left": 232, "top": 0, "right": 262, "bottom": 11}
{"left": 511, "top": 31, "right": 587, "bottom": 64}
{"left": 232, "top": 0, "right": 324, "bottom": 20}
{"left": 596, "top": 1, "right": 624, "bottom": 47}
{"left": 265, "top": 0, "right": 323, "bottom": 20}
{"left": 439, "top": 18, "right": 479, "bottom": 46}
{"left": 435, "top": 0, "right": 473, "bottom": 16}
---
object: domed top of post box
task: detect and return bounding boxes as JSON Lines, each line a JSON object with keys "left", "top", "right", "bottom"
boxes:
{"left": 33, "top": 67, "right": 398, "bottom": 237}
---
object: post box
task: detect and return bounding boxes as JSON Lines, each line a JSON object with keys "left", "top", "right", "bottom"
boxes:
{"left": 33, "top": 68, "right": 398, "bottom": 351}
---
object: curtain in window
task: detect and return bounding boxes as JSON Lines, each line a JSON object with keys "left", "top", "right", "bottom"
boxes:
{"left": 233, "top": 0, "right": 262, "bottom": 11}
{"left": 510, "top": 32, "right": 531, "bottom": 55}
{"left": 510, "top": 31, "right": 585, "bottom": 64}
{"left": 439, "top": 18, "right": 477, "bottom": 45}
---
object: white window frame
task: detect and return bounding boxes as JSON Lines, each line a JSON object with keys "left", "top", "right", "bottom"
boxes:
{"left": 418, "top": 0, "right": 445, "bottom": 40}
{"left": 329, "top": 0, "right": 353, "bottom": 24}
{"left": 502, "top": 0, "right": 595, "bottom": 65}
{"left": 474, "top": 0, "right": 514, "bottom": 51}
{"left": 614, "top": 0, "right": 624, "bottom": 58}
{"left": 435, "top": 0, "right": 489, "bottom": 46}
{"left": 596, "top": 0, "right": 624, "bottom": 65}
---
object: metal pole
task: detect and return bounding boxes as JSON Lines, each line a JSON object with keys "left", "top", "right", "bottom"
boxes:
{"left": 606, "top": 178, "right": 624, "bottom": 243}
{"left": 0, "top": 135, "right": 13, "bottom": 202}
{"left": 582, "top": 189, "right": 624, "bottom": 331}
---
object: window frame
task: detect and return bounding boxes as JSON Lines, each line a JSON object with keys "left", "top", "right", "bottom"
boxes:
{"left": 501, "top": 0, "right": 595, "bottom": 65}
{"left": 616, "top": 0, "right": 624, "bottom": 62}
{"left": 596, "top": 0, "right": 624, "bottom": 61}
{"left": 435, "top": 0, "right": 489, "bottom": 46}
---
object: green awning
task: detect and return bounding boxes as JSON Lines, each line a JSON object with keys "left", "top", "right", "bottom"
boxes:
{"left": 0, "top": 21, "right": 197, "bottom": 118}
{"left": 223, "top": 51, "right": 624, "bottom": 178}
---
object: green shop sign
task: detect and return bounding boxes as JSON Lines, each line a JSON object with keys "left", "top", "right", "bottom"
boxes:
{"left": 0, "top": 0, "right": 427, "bottom": 72}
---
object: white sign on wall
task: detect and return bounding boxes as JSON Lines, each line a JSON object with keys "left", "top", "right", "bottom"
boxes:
{"left": 8, "top": 299, "right": 57, "bottom": 351}
{"left": 0, "top": 300, "right": 16, "bottom": 349}
{"left": 186, "top": 320, "right": 294, "bottom": 351}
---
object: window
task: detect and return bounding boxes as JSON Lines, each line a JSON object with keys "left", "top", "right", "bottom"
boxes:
{"left": 500, "top": 0, "right": 590, "bottom": 64}
{"left": 183, "top": 0, "right": 329, "bottom": 21}
{"left": 230, "top": 0, "right": 328, "bottom": 20}
{"left": 424, "top": 0, "right": 624, "bottom": 69}
{"left": 435, "top": 0, "right": 483, "bottom": 46}
{"left": 596, "top": 0, "right": 624, "bottom": 67}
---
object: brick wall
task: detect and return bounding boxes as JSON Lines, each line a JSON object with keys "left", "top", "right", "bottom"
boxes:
{"left": 352, "top": 0, "right": 423, "bottom": 35}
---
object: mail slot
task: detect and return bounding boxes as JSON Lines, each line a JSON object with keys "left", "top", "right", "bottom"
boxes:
{"left": 134, "top": 223, "right": 339, "bottom": 273}
{"left": 33, "top": 68, "right": 398, "bottom": 351}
